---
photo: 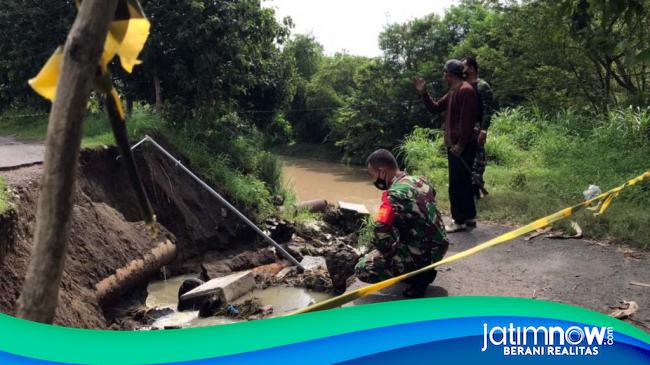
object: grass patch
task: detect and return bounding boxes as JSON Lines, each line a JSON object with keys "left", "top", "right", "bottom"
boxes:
{"left": 0, "top": 111, "right": 49, "bottom": 140}
{"left": 0, "top": 177, "right": 7, "bottom": 214}
{"left": 401, "top": 107, "right": 650, "bottom": 249}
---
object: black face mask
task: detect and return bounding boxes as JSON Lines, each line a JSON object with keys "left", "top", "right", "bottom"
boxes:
{"left": 373, "top": 178, "right": 388, "bottom": 190}
{"left": 373, "top": 171, "right": 388, "bottom": 190}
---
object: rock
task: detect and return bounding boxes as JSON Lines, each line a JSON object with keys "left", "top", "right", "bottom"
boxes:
{"left": 129, "top": 307, "right": 175, "bottom": 325}
{"left": 280, "top": 242, "right": 304, "bottom": 262}
{"left": 227, "top": 248, "right": 277, "bottom": 272}
{"left": 301, "top": 269, "right": 333, "bottom": 292}
{"left": 177, "top": 278, "right": 204, "bottom": 311}
{"left": 145, "top": 307, "right": 174, "bottom": 321}
{"left": 322, "top": 243, "right": 361, "bottom": 294}
{"left": 198, "top": 296, "right": 223, "bottom": 318}
{"left": 260, "top": 305, "right": 274, "bottom": 316}
{"left": 323, "top": 206, "right": 366, "bottom": 235}
{"left": 300, "top": 256, "right": 328, "bottom": 272}
{"left": 302, "top": 221, "right": 325, "bottom": 233}
{"left": 182, "top": 271, "right": 255, "bottom": 304}
{"left": 264, "top": 218, "right": 295, "bottom": 243}
{"left": 338, "top": 201, "right": 369, "bottom": 215}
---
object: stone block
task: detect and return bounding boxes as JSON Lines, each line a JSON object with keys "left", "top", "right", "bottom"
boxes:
{"left": 181, "top": 270, "right": 254, "bottom": 303}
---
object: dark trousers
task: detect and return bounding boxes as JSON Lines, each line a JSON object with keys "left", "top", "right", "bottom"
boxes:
{"left": 447, "top": 142, "right": 477, "bottom": 224}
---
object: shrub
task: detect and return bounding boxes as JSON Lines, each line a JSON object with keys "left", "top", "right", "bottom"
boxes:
{"left": 400, "top": 106, "right": 650, "bottom": 248}
{"left": 399, "top": 127, "right": 446, "bottom": 173}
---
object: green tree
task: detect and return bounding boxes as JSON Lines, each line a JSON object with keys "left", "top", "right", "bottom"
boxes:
{"left": 282, "top": 34, "right": 325, "bottom": 142}
{"left": 0, "top": 0, "right": 74, "bottom": 108}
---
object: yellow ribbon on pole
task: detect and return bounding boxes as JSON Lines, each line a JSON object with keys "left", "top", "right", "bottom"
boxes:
{"left": 27, "top": 0, "right": 156, "bottom": 228}
{"left": 28, "top": 0, "right": 150, "bottom": 101}
{"left": 292, "top": 170, "right": 650, "bottom": 315}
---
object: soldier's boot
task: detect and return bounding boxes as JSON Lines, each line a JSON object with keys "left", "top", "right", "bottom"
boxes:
{"left": 403, "top": 270, "right": 437, "bottom": 298}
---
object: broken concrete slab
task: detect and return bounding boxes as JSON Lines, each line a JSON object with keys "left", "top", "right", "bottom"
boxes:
{"left": 338, "top": 201, "right": 369, "bottom": 215}
{"left": 300, "top": 256, "right": 328, "bottom": 272}
{"left": 181, "top": 270, "right": 255, "bottom": 303}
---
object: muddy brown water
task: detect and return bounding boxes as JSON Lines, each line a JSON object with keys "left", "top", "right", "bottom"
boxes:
{"left": 145, "top": 275, "right": 331, "bottom": 328}
{"left": 280, "top": 156, "right": 382, "bottom": 213}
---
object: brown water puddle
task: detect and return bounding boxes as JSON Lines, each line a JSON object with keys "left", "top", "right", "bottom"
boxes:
{"left": 280, "top": 156, "right": 381, "bottom": 213}
{"left": 145, "top": 275, "right": 331, "bottom": 328}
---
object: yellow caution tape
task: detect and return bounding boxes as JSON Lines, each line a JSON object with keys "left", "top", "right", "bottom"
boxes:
{"left": 28, "top": 0, "right": 150, "bottom": 101}
{"left": 292, "top": 170, "right": 650, "bottom": 315}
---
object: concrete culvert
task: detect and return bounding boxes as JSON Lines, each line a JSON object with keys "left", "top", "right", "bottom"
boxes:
{"left": 177, "top": 278, "right": 205, "bottom": 311}
{"left": 198, "top": 296, "right": 222, "bottom": 318}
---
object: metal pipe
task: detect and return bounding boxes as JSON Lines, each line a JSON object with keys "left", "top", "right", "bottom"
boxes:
{"left": 131, "top": 135, "right": 304, "bottom": 270}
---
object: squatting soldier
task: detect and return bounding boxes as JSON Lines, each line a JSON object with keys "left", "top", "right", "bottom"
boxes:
{"left": 462, "top": 56, "right": 496, "bottom": 199}
{"left": 354, "top": 149, "right": 449, "bottom": 298}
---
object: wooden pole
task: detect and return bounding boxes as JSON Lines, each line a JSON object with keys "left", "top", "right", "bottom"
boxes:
{"left": 17, "top": 0, "right": 118, "bottom": 324}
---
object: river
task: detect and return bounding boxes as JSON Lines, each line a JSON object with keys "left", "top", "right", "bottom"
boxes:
{"left": 280, "top": 156, "right": 381, "bottom": 213}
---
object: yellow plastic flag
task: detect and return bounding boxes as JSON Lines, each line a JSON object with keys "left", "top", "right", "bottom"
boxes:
{"left": 103, "top": 0, "right": 150, "bottom": 73}
{"left": 28, "top": 0, "right": 150, "bottom": 101}
{"left": 28, "top": 47, "right": 64, "bottom": 101}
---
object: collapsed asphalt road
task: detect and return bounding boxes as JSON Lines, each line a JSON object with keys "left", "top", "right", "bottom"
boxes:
{"left": 0, "top": 137, "right": 44, "bottom": 170}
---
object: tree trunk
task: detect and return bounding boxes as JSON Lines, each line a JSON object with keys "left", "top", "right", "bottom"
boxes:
{"left": 154, "top": 74, "right": 162, "bottom": 114}
{"left": 16, "top": 0, "right": 118, "bottom": 324}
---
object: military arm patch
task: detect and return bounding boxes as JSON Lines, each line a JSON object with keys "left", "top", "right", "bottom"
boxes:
{"left": 376, "top": 199, "right": 395, "bottom": 225}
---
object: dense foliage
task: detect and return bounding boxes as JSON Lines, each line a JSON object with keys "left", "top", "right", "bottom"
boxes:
{"left": 0, "top": 0, "right": 296, "bottom": 218}
{"left": 1, "top": 0, "right": 649, "bottom": 243}
{"left": 281, "top": 0, "right": 650, "bottom": 162}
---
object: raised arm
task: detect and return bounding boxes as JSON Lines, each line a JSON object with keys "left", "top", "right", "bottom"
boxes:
{"left": 413, "top": 77, "right": 448, "bottom": 114}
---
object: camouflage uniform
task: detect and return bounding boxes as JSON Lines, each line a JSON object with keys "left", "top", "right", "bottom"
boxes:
{"left": 471, "top": 78, "right": 496, "bottom": 199}
{"left": 355, "top": 173, "right": 449, "bottom": 283}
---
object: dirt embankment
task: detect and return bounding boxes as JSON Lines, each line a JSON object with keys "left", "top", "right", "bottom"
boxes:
{"left": 0, "top": 142, "right": 259, "bottom": 328}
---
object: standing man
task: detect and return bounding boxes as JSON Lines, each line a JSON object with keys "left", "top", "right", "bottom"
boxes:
{"left": 462, "top": 56, "right": 496, "bottom": 199}
{"left": 354, "top": 149, "right": 449, "bottom": 298}
{"left": 412, "top": 59, "right": 478, "bottom": 232}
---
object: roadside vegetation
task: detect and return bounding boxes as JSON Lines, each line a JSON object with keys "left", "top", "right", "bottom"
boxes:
{"left": 401, "top": 107, "right": 650, "bottom": 248}
{"left": 0, "top": 177, "right": 7, "bottom": 215}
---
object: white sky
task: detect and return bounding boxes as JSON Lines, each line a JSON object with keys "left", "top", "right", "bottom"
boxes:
{"left": 262, "top": 0, "right": 458, "bottom": 57}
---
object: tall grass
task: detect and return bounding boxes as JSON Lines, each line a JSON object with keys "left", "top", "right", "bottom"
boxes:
{"left": 401, "top": 106, "right": 650, "bottom": 249}
{"left": 0, "top": 177, "right": 7, "bottom": 214}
